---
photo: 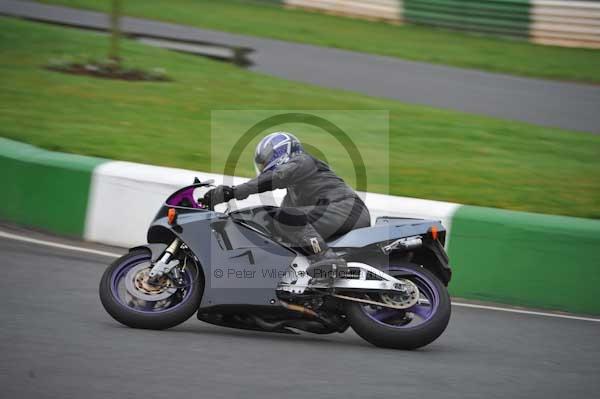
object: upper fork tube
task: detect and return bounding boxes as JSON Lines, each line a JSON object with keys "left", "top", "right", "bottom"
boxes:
{"left": 148, "top": 238, "right": 181, "bottom": 278}
{"left": 160, "top": 238, "right": 181, "bottom": 263}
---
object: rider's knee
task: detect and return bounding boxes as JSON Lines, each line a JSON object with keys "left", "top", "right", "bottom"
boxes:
{"left": 274, "top": 207, "right": 308, "bottom": 227}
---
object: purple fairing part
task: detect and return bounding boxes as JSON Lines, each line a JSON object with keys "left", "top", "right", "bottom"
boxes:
{"left": 166, "top": 186, "right": 201, "bottom": 208}
{"left": 362, "top": 267, "right": 439, "bottom": 329}
{"left": 110, "top": 254, "right": 194, "bottom": 314}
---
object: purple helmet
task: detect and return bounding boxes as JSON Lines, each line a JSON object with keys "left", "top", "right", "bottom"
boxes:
{"left": 254, "top": 132, "right": 303, "bottom": 174}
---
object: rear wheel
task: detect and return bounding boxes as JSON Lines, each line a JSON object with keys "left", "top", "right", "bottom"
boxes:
{"left": 344, "top": 263, "right": 450, "bottom": 349}
{"left": 99, "top": 248, "right": 203, "bottom": 330}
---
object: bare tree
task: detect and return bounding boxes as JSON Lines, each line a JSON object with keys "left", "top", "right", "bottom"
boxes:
{"left": 108, "top": 0, "right": 122, "bottom": 63}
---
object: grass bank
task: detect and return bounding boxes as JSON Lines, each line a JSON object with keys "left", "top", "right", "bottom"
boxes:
{"left": 1, "top": 17, "right": 599, "bottom": 218}
{"left": 41, "top": 0, "right": 600, "bottom": 83}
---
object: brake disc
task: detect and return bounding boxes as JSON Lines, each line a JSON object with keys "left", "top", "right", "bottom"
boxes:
{"left": 125, "top": 263, "right": 177, "bottom": 301}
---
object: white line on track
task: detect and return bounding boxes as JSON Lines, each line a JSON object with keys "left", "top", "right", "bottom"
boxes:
{"left": 0, "top": 230, "right": 121, "bottom": 258}
{"left": 450, "top": 302, "right": 600, "bottom": 322}
{"left": 1, "top": 229, "right": 599, "bottom": 323}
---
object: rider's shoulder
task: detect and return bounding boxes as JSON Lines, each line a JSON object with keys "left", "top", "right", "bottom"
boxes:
{"left": 288, "top": 152, "right": 314, "bottom": 164}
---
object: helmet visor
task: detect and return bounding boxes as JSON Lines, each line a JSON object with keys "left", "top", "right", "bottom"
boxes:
{"left": 254, "top": 160, "right": 265, "bottom": 175}
{"left": 254, "top": 146, "right": 271, "bottom": 175}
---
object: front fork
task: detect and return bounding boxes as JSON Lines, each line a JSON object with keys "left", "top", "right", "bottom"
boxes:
{"left": 148, "top": 238, "right": 182, "bottom": 283}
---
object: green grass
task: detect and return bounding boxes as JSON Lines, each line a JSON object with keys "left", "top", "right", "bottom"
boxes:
{"left": 41, "top": 0, "right": 600, "bottom": 83}
{"left": 1, "top": 17, "right": 599, "bottom": 218}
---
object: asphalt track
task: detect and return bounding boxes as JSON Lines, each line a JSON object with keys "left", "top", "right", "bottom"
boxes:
{"left": 1, "top": 0, "right": 600, "bottom": 133}
{"left": 1, "top": 227, "right": 599, "bottom": 399}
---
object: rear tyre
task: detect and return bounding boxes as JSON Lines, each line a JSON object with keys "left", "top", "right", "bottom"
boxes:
{"left": 99, "top": 248, "right": 203, "bottom": 330}
{"left": 344, "top": 263, "right": 450, "bottom": 350}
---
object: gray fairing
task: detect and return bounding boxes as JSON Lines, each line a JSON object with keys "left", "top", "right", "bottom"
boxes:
{"left": 328, "top": 217, "right": 445, "bottom": 248}
{"left": 146, "top": 207, "right": 297, "bottom": 309}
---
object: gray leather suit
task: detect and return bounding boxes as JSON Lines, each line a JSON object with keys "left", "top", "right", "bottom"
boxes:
{"left": 234, "top": 153, "right": 371, "bottom": 255}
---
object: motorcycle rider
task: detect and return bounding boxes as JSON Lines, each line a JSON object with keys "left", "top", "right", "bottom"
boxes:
{"left": 204, "top": 132, "right": 371, "bottom": 277}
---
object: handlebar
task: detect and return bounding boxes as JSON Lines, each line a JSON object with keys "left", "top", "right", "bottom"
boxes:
{"left": 198, "top": 195, "right": 232, "bottom": 214}
{"left": 197, "top": 196, "right": 214, "bottom": 211}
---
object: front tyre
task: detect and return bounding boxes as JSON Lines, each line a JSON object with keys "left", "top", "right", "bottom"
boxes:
{"left": 345, "top": 264, "right": 451, "bottom": 350}
{"left": 99, "top": 248, "right": 203, "bottom": 330}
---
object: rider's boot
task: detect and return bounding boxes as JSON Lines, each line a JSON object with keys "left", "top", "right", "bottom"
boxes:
{"left": 304, "top": 236, "right": 349, "bottom": 279}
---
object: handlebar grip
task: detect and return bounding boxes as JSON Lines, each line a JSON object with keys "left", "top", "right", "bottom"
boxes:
{"left": 198, "top": 197, "right": 214, "bottom": 211}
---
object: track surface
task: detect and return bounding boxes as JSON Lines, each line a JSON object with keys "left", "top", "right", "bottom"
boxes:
{"left": 2, "top": 0, "right": 600, "bottom": 133}
{"left": 1, "top": 231, "right": 599, "bottom": 399}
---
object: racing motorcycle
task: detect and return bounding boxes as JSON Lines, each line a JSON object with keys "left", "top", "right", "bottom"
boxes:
{"left": 99, "top": 179, "right": 452, "bottom": 349}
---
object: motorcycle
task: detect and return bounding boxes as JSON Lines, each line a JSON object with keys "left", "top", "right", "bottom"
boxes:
{"left": 99, "top": 179, "right": 452, "bottom": 349}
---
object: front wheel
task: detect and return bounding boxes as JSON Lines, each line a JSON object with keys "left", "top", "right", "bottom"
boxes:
{"left": 344, "top": 263, "right": 451, "bottom": 350}
{"left": 99, "top": 248, "right": 203, "bottom": 330}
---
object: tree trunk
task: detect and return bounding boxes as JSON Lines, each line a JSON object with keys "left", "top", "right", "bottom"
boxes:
{"left": 109, "top": 0, "right": 122, "bottom": 64}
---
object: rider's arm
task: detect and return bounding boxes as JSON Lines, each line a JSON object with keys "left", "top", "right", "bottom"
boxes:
{"left": 234, "top": 154, "right": 317, "bottom": 201}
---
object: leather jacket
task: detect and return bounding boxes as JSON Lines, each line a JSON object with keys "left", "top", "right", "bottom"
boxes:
{"left": 234, "top": 153, "right": 360, "bottom": 207}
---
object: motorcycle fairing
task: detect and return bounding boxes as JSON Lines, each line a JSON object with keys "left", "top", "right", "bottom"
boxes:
{"left": 147, "top": 210, "right": 296, "bottom": 309}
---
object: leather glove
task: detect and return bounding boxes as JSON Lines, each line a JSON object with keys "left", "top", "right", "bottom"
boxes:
{"left": 203, "top": 185, "right": 235, "bottom": 207}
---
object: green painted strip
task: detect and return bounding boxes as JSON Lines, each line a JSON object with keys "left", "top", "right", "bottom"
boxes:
{"left": 0, "top": 138, "right": 106, "bottom": 236}
{"left": 404, "top": 10, "right": 530, "bottom": 29}
{"left": 448, "top": 205, "right": 600, "bottom": 315}
{"left": 402, "top": 18, "right": 529, "bottom": 37}
{"left": 406, "top": 0, "right": 530, "bottom": 15}
{"left": 404, "top": 0, "right": 531, "bottom": 37}
{"left": 405, "top": 2, "right": 530, "bottom": 21}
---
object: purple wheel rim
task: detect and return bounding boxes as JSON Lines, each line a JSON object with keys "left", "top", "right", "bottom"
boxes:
{"left": 110, "top": 254, "right": 194, "bottom": 314}
{"left": 361, "top": 267, "right": 439, "bottom": 329}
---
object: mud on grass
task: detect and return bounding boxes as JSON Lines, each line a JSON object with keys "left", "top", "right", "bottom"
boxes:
{"left": 45, "top": 59, "right": 170, "bottom": 82}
